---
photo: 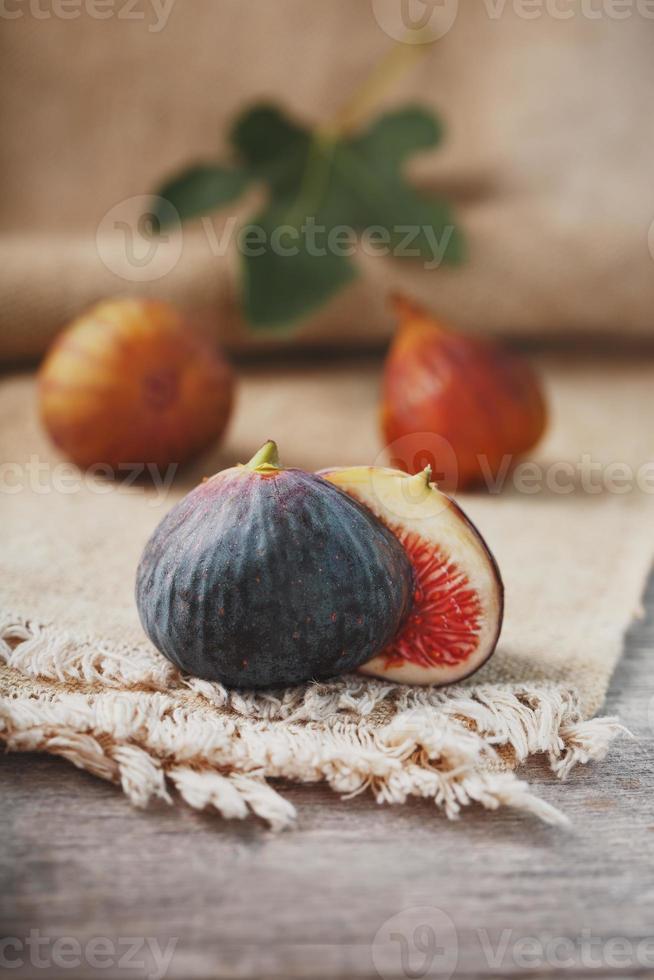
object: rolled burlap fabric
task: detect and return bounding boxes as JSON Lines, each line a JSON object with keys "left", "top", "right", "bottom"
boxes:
{"left": 2, "top": 0, "right": 654, "bottom": 361}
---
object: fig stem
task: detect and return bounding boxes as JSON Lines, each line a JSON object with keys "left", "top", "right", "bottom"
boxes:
{"left": 389, "top": 292, "right": 436, "bottom": 329}
{"left": 245, "top": 440, "right": 281, "bottom": 471}
{"left": 407, "top": 466, "right": 432, "bottom": 490}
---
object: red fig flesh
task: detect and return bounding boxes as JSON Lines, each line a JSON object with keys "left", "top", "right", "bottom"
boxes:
{"left": 320, "top": 465, "right": 504, "bottom": 685}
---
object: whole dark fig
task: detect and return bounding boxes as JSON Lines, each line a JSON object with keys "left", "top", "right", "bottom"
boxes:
{"left": 135, "top": 441, "right": 413, "bottom": 688}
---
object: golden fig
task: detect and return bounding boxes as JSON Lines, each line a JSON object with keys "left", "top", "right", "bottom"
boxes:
{"left": 39, "top": 299, "right": 234, "bottom": 471}
{"left": 380, "top": 296, "right": 547, "bottom": 490}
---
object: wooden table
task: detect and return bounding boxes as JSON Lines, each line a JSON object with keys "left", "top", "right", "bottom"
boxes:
{"left": 3, "top": 575, "right": 654, "bottom": 980}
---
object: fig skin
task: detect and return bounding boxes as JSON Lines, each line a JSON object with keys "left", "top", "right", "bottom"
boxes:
{"left": 320, "top": 465, "right": 504, "bottom": 686}
{"left": 39, "top": 299, "right": 234, "bottom": 471}
{"left": 135, "top": 442, "right": 414, "bottom": 689}
{"left": 381, "top": 295, "right": 547, "bottom": 491}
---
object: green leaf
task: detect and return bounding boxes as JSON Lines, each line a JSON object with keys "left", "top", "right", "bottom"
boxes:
{"left": 338, "top": 145, "right": 464, "bottom": 265}
{"left": 232, "top": 104, "right": 310, "bottom": 166}
{"left": 348, "top": 106, "right": 443, "bottom": 179}
{"left": 240, "top": 197, "right": 357, "bottom": 329}
{"left": 380, "top": 188, "right": 465, "bottom": 265}
{"left": 231, "top": 104, "right": 311, "bottom": 193}
{"left": 150, "top": 101, "right": 463, "bottom": 329}
{"left": 326, "top": 107, "right": 462, "bottom": 265}
{"left": 152, "top": 165, "right": 249, "bottom": 227}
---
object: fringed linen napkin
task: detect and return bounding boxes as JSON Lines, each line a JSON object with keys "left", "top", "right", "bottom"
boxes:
{"left": 1, "top": 357, "right": 652, "bottom": 827}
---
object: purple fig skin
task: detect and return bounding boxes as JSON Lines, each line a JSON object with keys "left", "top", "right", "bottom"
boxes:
{"left": 135, "top": 459, "right": 413, "bottom": 689}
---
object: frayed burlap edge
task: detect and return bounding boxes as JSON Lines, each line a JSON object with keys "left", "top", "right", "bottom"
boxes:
{"left": 0, "top": 613, "right": 628, "bottom": 831}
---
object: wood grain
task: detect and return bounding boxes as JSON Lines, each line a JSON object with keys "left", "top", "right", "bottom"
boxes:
{"left": 2, "top": 574, "right": 654, "bottom": 980}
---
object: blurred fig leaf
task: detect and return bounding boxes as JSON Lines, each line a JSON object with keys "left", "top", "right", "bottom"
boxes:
{"left": 336, "top": 106, "right": 463, "bottom": 261}
{"left": 231, "top": 105, "right": 311, "bottom": 192}
{"left": 153, "top": 165, "right": 250, "bottom": 227}
{"left": 347, "top": 106, "right": 443, "bottom": 179}
{"left": 241, "top": 197, "right": 357, "bottom": 328}
{"left": 152, "top": 101, "right": 463, "bottom": 330}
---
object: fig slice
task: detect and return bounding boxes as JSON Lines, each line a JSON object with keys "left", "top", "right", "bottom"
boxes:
{"left": 320, "top": 465, "right": 504, "bottom": 686}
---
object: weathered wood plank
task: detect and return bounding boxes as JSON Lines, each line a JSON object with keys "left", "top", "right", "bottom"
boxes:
{"left": 2, "top": 574, "right": 654, "bottom": 980}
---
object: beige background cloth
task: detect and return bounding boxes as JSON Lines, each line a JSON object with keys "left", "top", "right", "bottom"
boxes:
{"left": 3, "top": 1, "right": 654, "bottom": 360}
{"left": 1, "top": 356, "right": 653, "bottom": 826}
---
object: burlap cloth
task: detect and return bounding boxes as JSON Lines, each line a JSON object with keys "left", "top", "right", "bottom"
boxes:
{"left": 2, "top": 355, "right": 653, "bottom": 827}
{"left": 3, "top": 1, "right": 654, "bottom": 360}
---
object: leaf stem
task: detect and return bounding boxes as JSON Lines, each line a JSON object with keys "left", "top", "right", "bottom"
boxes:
{"left": 284, "top": 31, "right": 435, "bottom": 226}
{"left": 324, "top": 32, "right": 434, "bottom": 137}
{"left": 284, "top": 132, "right": 335, "bottom": 228}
